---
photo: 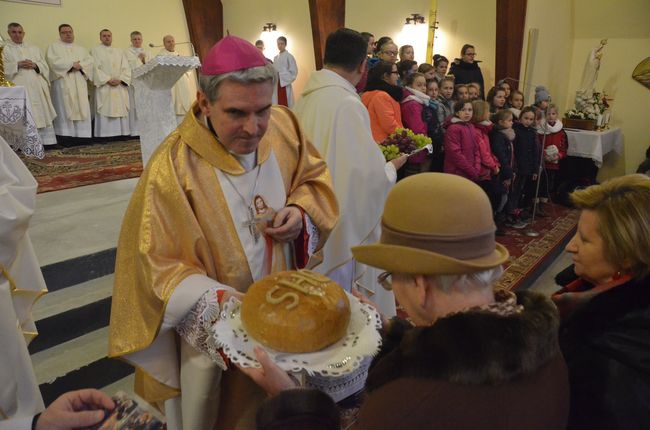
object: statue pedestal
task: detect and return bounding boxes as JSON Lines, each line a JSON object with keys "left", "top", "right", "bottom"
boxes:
{"left": 563, "top": 117, "right": 597, "bottom": 131}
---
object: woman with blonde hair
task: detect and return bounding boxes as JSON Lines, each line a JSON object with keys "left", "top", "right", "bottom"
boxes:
{"left": 553, "top": 174, "right": 650, "bottom": 430}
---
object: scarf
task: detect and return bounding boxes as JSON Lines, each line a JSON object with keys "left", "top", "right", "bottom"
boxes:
{"left": 498, "top": 127, "right": 515, "bottom": 141}
{"left": 402, "top": 87, "right": 430, "bottom": 105}
{"left": 551, "top": 273, "right": 633, "bottom": 319}
{"left": 365, "top": 79, "right": 403, "bottom": 102}
{"left": 537, "top": 119, "right": 564, "bottom": 134}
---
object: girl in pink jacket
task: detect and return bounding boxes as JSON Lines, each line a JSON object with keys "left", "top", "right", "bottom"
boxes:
{"left": 471, "top": 100, "right": 500, "bottom": 211}
{"left": 443, "top": 100, "right": 481, "bottom": 182}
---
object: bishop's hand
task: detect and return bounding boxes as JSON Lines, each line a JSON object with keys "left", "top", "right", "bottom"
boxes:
{"left": 264, "top": 206, "right": 303, "bottom": 242}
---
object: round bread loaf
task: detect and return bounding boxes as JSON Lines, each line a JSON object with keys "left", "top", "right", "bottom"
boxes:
{"left": 241, "top": 270, "right": 351, "bottom": 353}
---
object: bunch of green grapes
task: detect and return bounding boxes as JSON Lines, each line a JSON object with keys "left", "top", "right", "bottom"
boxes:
{"left": 380, "top": 144, "right": 400, "bottom": 161}
{"left": 412, "top": 133, "right": 432, "bottom": 149}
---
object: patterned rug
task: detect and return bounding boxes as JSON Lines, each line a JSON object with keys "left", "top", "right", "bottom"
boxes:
{"left": 495, "top": 203, "right": 579, "bottom": 291}
{"left": 20, "top": 140, "right": 143, "bottom": 193}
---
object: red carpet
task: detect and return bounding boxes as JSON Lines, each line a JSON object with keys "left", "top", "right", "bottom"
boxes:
{"left": 20, "top": 140, "right": 143, "bottom": 193}
{"left": 495, "top": 203, "right": 579, "bottom": 291}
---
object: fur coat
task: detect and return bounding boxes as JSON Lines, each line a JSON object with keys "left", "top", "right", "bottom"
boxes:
{"left": 355, "top": 290, "right": 569, "bottom": 429}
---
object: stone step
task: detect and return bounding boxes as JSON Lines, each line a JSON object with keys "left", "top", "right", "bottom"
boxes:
{"left": 30, "top": 177, "right": 137, "bottom": 267}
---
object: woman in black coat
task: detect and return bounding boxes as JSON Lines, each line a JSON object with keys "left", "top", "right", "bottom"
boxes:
{"left": 448, "top": 44, "right": 485, "bottom": 98}
{"left": 552, "top": 174, "right": 650, "bottom": 430}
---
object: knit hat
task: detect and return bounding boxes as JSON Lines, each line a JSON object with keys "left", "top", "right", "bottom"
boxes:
{"left": 534, "top": 85, "right": 551, "bottom": 105}
{"left": 352, "top": 173, "right": 509, "bottom": 275}
{"left": 201, "top": 36, "right": 268, "bottom": 75}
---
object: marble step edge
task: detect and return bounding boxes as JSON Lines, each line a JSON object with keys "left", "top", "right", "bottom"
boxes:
{"left": 41, "top": 248, "right": 116, "bottom": 292}
{"left": 39, "top": 356, "right": 134, "bottom": 406}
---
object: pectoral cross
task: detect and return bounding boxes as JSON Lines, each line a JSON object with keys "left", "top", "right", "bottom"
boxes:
{"left": 241, "top": 206, "right": 261, "bottom": 243}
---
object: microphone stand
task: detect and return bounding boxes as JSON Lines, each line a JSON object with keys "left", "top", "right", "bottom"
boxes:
{"left": 524, "top": 108, "right": 548, "bottom": 238}
{"left": 149, "top": 42, "right": 196, "bottom": 57}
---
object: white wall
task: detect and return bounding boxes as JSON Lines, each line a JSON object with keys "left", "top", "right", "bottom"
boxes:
{"left": 435, "top": 0, "right": 497, "bottom": 90}
{"left": 519, "top": 0, "right": 574, "bottom": 112}
{"left": 222, "top": 0, "right": 315, "bottom": 102}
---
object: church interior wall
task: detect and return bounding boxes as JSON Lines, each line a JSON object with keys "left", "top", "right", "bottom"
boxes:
{"left": 1, "top": 0, "right": 193, "bottom": 56}
{"left": 566, "top": 0, "right": 650, "bottom": 179}
{"left": 433, "top": 0, "right": 497, "bottom": 94}
{"left": 222, "top": 0, "right": 315, "bottom": 103}
{"left": 519, "top": 0, "right": 575, "bottom": 118}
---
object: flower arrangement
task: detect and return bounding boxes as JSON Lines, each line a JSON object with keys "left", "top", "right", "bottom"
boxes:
{"left": 566, "top": 91, "right": 611, "bottom": 120}
{"left": 379, "top": 128, "right": 431, "bottom": 161}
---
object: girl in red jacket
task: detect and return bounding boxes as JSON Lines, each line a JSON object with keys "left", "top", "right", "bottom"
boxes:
{"left": 471, "top": 100, "right": 500, "bottom": 211}
{"left": 537, "top": 103, "right": 567, "bottom": 209}
{"left": 443, "top": 100, "right": 480, "bottom": 182}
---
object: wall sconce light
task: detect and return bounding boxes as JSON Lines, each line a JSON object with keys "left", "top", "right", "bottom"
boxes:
{"left": 263, "top": 23, "right": 277, "bottom": 32}
{"left": 405, "top": 13, "right": 425, "bottom": 25}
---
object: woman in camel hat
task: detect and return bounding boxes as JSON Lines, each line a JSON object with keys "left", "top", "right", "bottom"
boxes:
{"left": 245, "top": 173, "right": 569, "bottom": 430}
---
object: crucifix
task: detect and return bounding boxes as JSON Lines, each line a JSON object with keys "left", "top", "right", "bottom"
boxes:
{"left": 241, "top": 206, "right": 261, "bottom": 243}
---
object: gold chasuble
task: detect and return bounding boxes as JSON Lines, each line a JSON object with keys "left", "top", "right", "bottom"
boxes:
{"left": 108, "top": 103, "right": 337, "bottom": 425}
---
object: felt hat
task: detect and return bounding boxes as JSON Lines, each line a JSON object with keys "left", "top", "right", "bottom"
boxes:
{"left": 202, "top": 35, "right": 267, "bottom": 75}
{"left": 352, "top": 173, "right": 509, "bottom": 275}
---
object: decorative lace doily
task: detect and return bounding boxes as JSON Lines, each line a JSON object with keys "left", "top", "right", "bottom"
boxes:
{"left": 133, "top": 55, "right": 201, "bottom": 79}
{"left": 212, "top": 293, "right": 382, "bottom": 377}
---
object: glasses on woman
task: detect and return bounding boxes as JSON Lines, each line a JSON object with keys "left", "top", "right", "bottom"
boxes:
{"left": 382, "top": 50, "right": 398, "bottom": 57}
{"left": 377, "top": 272, "right": 393, "bottom": 291}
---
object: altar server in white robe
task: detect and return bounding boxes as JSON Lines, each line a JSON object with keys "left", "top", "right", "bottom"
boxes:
{"left": 273, "top": 36, "right": 297, "bottom": 107}
{"left": 45, "top": 24, "right": 93, "bottom": 138}
{"left": 125, "top": 31, "right": 150, "bottom": 136}
{"left": 160, "top": 35, "right": 193, "bottom": 124}
{"left": 294, "top": 28, "right": 407, "bottom": 317}
{"left": 0, "top": 136, "right": 114, "bottom": 429}
{"left": 91, "top": 29, "right": 131, "bottom": 137}
{"left": 2, "top": 23, "right": 57, "bottom": 146}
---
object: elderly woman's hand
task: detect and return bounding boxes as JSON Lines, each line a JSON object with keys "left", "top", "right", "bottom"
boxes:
{"left": 238, "top": 347, "right": 298, "bottom": 396}
{"left": 352, "top": 288, "right": 389, "bottom": 328}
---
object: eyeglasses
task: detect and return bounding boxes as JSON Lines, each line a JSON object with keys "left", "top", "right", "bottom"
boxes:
{"left": 465, "top": 52, "right": 477, "bottom": 56}
{"left": 390, "top": 70, "right": 399, "bottom": 75}
{"left": 382, "top": 51, "right": 398, "bottom": 56}
{"left": 377, "top": 272, "right": 393, "bottom": 291}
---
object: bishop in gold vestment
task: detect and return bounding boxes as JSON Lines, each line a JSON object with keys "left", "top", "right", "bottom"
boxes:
{"left": 108, "top": 36, "right": 337, "bottom": 430}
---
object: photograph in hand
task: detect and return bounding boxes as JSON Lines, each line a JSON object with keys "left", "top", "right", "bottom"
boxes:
{"left": 91, "top": 391, "right": 166, "bottom": 430}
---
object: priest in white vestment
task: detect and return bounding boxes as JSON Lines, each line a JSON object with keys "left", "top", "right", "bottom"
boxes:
{"left": 2, "top": 23, "right": 57, "bottom": 146}
{"left": 160, "top": 35, "right": 194, "bottom": 125}
{"left": 294, "top": 28, "right": 406, "bottom": 317}
{"left": 109, "top": 36, "right": 337, "bottom": 430}
{"left": 91, "top": 29, "right": 131, "bottom": 137}
{"left": 45, "top": 24, "right": 93, "bottom": 138}
{"left": 0, "top": 136, "right": 114, "bottom": 429}
{"left": 125, "top": 31, "right": 151, "bottom": 136}
{"left": 273, "top": 36, "right": 297, "bottom": 108}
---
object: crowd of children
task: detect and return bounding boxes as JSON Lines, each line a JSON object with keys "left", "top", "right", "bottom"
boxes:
{"left": 359, "top": 37, "right": 568, "bottom": 233}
